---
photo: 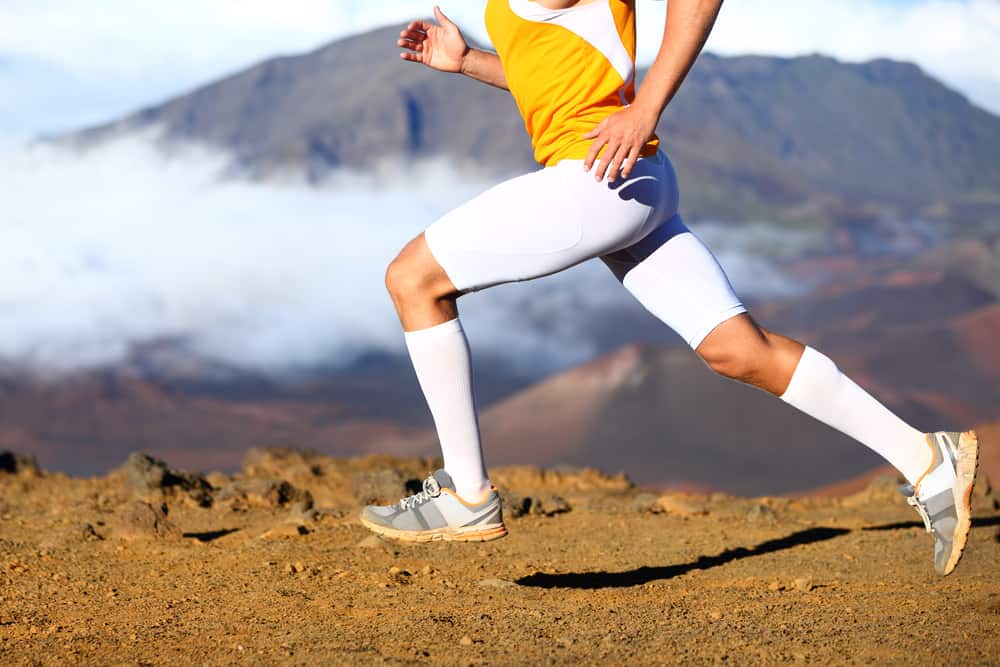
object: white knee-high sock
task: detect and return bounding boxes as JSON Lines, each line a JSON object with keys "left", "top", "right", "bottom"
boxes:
{"left": 403, "top": 318, "right": 490, "bottom": 500}
{"left": 780, "top": 346, "right": 932, "bottom": 485}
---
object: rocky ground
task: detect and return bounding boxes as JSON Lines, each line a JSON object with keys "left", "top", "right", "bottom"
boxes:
{"left": 1, "top": 448, "right": 998, "bottom": 666}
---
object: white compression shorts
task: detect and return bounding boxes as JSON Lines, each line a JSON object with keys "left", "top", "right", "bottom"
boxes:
{"left": 424, "top": 151, "right": 747, "bottom": 349}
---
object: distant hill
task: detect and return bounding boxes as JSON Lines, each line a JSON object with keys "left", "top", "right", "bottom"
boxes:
{"left": 73, "top": 25, "right": 1000, "bottom": 224}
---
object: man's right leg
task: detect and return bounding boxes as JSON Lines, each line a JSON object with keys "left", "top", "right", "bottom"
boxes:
{"left": 384, "top": 233, "right": 490, "bottom": 502}
{"left": 362, "top": 232, "right": 507, "bottom": 542}
{"left": 385, "top": 156, "right": 674, "bottom": 505}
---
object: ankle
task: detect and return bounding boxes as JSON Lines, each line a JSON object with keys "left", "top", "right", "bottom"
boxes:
{"left": 454, "top": 479, "right": 491, "bottom": 502}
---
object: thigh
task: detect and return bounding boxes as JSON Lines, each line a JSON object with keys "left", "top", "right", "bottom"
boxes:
{"left": 424, "top": 153, "right": 676, "bottom": 293}
{"left": 602, "top": 216, "right": 747, "bottom": 349}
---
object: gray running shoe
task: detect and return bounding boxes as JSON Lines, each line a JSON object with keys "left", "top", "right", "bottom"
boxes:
{"left": 360, "top": 470, "right": 507, "bottom": 543}
{"left": 902, "top": 430, "right": 979, "bottom": 575}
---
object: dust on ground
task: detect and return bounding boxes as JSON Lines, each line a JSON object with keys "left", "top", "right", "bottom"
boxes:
{"left": 1, "top": 448, "right": 998, "bottom": 665}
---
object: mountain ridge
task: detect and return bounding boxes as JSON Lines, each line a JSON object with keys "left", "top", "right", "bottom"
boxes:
{"left": 70, "top": 24, "right": 1000, "bottom": 224}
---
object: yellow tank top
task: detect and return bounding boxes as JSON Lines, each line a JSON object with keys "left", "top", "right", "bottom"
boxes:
{"left": 485, "top": 0, "right": 659, "bottom": 166}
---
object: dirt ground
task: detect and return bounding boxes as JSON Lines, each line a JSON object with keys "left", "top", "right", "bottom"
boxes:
{"left": 1, "top": 449, "right": 998, "bottom": 666}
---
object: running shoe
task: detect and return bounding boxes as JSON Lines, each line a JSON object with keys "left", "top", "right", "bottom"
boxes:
{"left": 901, "top": 430, "right": 979, "bottom": 575}
{"left": 360, "top": 469, "right": 507, "bottom": 543}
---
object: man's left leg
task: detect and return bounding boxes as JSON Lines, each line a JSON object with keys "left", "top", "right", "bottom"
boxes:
{"left": 603, "top": 217, "right": 979, "bottom": 575}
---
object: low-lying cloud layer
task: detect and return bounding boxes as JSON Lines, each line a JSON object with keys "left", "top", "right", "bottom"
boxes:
{"left": 0, "top": 133, "right": 807, "bottom": 378}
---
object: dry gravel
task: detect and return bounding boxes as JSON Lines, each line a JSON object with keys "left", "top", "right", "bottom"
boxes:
{"left": 1, "top": 452, "right": 998, "bottom": 665}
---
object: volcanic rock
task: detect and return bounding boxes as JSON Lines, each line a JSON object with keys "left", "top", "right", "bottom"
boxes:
{"left": 111, "top": 501, "right": 181, "bottom": 540}
{"left": 120, "top": 452, "right": 212, "bottom": 507}
{"left": 350, "top": 469, "right": 417, "bottom": 506}
{"left": 0, "top": 451, "right": 40, "bottom": 477}
{"left": 501, "top": 492, "right": 571, "bottom": 518}
{"left": 840, "top": 474, "right": 907, "bottom": 509}
{"left": 214, "top": 478, "right": 313, "bottom": 511}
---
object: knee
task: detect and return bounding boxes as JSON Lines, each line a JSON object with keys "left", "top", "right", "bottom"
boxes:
{"left": 698, "top": 333, "right": 774, "bottom": 385}
{"left": 384, "top": 254, "right": 446, "bottom": 304}
{"left": 384, "top": 256, "right": 417, "bottom": 300}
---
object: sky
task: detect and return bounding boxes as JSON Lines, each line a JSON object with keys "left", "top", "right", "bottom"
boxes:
{"left": 1, "top": 0, "right": 999, "bottom": 145}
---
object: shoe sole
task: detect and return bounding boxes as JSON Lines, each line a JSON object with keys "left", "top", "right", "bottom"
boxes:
{"left": 360, "top": 517, "right": 508, "bottom": 543}
{"left": 942, "top": 430, "right": 979, "bottom": 576}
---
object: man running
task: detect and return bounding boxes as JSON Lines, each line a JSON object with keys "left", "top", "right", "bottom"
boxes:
{"left": 359, "top": 0, "right": 980, "bottom": 576}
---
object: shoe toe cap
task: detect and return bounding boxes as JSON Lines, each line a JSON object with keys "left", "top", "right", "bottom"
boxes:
{"left": 361, "top": 505, "right": 397, "bottom": 527}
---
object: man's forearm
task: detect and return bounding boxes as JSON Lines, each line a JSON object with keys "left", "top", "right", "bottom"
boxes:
{"left": 460, "top": 48, "right": 509, "bottom": 90}
{"left": 633, "top": 0, "right": 722, "bottom": 117}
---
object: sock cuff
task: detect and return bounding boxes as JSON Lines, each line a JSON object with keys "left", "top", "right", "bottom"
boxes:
{"left": 403, "top": 318, "right": 463, "bottom": 342}
{"left": 779, "top": 346, "right": 838, "bottom": 405}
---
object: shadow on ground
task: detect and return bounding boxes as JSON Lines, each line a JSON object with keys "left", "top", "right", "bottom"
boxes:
{"left": 182, "top": 528, "right": 240, "bottom": 542}
{"left": 516, "top": 526, "right": 850, "bottom": 589}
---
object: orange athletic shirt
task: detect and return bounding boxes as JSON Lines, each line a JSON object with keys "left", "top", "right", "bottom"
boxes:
{"left": 485, "top": 0, "right": 659, "bottom": 166}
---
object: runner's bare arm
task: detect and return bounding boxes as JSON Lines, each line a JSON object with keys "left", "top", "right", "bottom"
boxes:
{"left": 634, "top": 0, "right": 722, "bottom": 120}
{"left": 398, "top": 6, "right": 508, "bottom": 91}
{"left": 460, "top": 49, "right": 508, "bottom": 91}
{"left": 584, "top": 0, "right": 723, "bottom": 180}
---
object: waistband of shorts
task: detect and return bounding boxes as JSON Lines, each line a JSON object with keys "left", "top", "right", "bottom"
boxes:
{"left": 546, "top": 148, "right": 666, "bottom": 170}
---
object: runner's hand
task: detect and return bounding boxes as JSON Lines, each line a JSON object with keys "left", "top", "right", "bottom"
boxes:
{"left": 398, "top": 6, "right": 469, "bottom": 73}
{"left": 583, "top": 105, "right": 660, "bottom": 181}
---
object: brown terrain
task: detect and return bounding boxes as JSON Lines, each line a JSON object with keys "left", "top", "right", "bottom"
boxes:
{"left": 1, "top": 446, "right": 999, "bottom": 665}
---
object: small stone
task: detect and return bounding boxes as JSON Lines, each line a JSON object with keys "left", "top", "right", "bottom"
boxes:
{"left": 284, "top": 563, "right": 295, "bottom": 574}
{"left": 259, "top": 522, "right": 311, "bottom": 539}
{"left": 214, "top": 478, "right": 313, "bottom": 511}
{"left": 794, "top": 577, "right": 814, "bottom": 592}
{"left": 205, "top": 471, "right": 231, "bottom": 488}
{"left": 655, "top": 494, "right": 706, "bottom": 517}
{"left": 111, "top": 501, "right": 181, "bottom": 541}
{"left": 459, "top": 635, "right": 473, "bottom": 646}
{"left": 534, "top": 494, "right": 571, "bottom": 516}
{"left": 746, "top": 503, "right": 776, "bottom": 523}
{"left": 350, "top": 470, "right": 413, "bottom": 506}
{"left": 841, "top": 474, "right": 907, "bottom": 508}
{"left": 499, "top": 491, "right": 571, "bottom": 518}
{"left": 708, "top": 610, "right": 723, "bottom": 621}
{"left": 388, "top": 566, "right": 413, "bottom": 584}
{"left": 294, "top": 562, "right": 305, "bottom": 573}
{"left": 478, "top": 578, "right": 517, "bottom": 589}
{"left": 420, "top": 565, "right": 433, "bottom": 576}
{"left": 630, "top": 493, "right": 660, "bottom": 512}
{"left": 357, "top": 535, "right": 384, "bottom": 549}
{"left": 767, "top": 581, "right": 782, "bottom": 592}
{"left": 120, "top": 452, "right": 212, "bottom": 507}
{"left": 0, "top": 450, "right": 40, "bottom": 476}
{"left": 291, "top": 500, "right": 315, "bottom": 517}
{"left": 80, "top": 523, "right": 103, "bottom": 542}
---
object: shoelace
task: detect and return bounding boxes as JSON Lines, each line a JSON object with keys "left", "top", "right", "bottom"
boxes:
{"left": 398, "top": 476, "right": 441, "bottom": 511}
{"left": 901, "top": 483, "right": 933, "bottom": 534}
